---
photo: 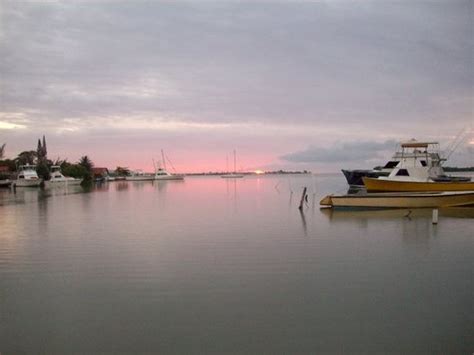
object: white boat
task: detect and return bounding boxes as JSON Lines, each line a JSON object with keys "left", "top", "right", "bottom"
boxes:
{"left": 363, "top": 141, "right": 473, "bottom": 192}
{"left": 154, "top": 168, "right": 184, "bottom": 180}
{"left": 153, "top": 150, "right": 185, "bottom": 181}
{"left": 14, "top": 164, "right": 42, "bottom": 187}
{"left": 221, "top": 150, "right": 244, "bottom": 178}
{"left": 343, "top": 139, "right": 470, "bottom": 187}
{"left": 45, "top": 165, "right": 82, "bottom": 186}
{"left": 125, "top": 170, "right": 155, "bottom": 181}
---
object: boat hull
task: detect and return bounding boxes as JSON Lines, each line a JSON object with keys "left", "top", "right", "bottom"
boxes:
{"left": 363, "top": 177, "right": 474, "bottom": 192}
{"left": 45, "top": 179, "right": 82, "bottom": 187}
{"left": 125, "top": 176, "right": 155, "bottom": 181}
{"left": 320, "top": 191, "right": 474, "bottom": 208}
{"left": 341, "top": 169, "right": 389, "bottom": 187}
{"left": 15, "top": 179, "right": 42, "bottom": 187}
{"left": 154, "top": 175, "right": 184, "bottom": 181}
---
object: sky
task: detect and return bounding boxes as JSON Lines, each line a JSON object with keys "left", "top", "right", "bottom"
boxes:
{"left": 0, "top": 0, "right": 472, "bottom": 173}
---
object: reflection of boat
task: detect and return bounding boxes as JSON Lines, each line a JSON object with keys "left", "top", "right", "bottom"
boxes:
{"left": 363, "top": 141, "right": 473, "bottom": 191}
{"left": 45, "top": 165, "right": 82, "bottom": 186}
{"left": 320, "top": 206, "right": 474, "bottom": 219}
{"left": 221, "top": 150, "right": 244, "bottom": 179}
{"left": 14, "top": 164, "right": 42, "bottom": 187}
{"left": 154, "top": 150, "right": 184, "bottom": 181}
{"left": 125, "top": 170, "right": 154, "bottom": 181}
{"left": 320, "top": 191, "right": 474, "bottom": 208}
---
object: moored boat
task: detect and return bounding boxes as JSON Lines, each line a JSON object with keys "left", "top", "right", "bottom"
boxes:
{"left": 153, "top": 150, "right": 185, "bottom": 181}
{"left": 45, "top": 165, "right": 82, "bottom": 186}
{"left": 342, "top": 169, "right": 389, "bottom": 187}
{"left": 154, "top": 168, "right": 184, "bottom": 180}
{"left": 221, "top": 150, "right": 244, "bottom": 179}
{"left": 125, "top": 170, "right": 155, "bottom": 181}
{"left": 362, "top": 140, "right": 472, "bottom": 192}
{"left": 14, "top": 164, "right": 42, "bottom": 187}
{"left": 320, "top": 191, "right": 474, "bottom": 208}
{"left": 343, "top": 140, "right": 470, "bottom": 187}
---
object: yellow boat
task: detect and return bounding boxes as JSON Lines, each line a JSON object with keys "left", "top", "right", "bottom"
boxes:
{"left": 363, "top": 177, "right": 474, "bottom": 192}
{"left": 320, "top": 191, "right": 474, "bottom": 208}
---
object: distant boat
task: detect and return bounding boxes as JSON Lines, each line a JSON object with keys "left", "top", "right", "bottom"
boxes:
{"left": 221, "top": 150, "right": 244, "bottom": 178}
{"left": 125, "top": 170, "right": 155, "bottom": 181}
{"left": 320, "top": 191, "right": 474, "bottom": 208}
{"left": 45, "top": 165, "right": 82, "bottom": 186}
{"left": 154, "top": 150, "right": 184, "bottom": 181}
{"left": 14, "top": 164, "right": 42, "bottom": 187}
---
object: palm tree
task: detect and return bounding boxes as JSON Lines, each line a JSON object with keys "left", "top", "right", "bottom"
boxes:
{"left": 78, "top": 156, "right": 94, "bottom": 172}
{"left": 0, "top": 143, "right": 5, "bottom": 159}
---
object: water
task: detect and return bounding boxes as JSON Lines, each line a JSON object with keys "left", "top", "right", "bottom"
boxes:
{"left": 1, "top": 175, "right": 472, "bottom": 354}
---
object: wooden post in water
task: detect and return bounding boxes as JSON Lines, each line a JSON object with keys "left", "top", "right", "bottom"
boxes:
{"left": 432, "top": 209, "right": 439, "bottom": 224}
{"left": 299, "top": 187, "right": 307, "bottom": 210}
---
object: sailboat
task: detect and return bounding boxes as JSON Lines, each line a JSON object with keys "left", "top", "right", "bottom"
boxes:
{"left": 221, "top": 150, "right": 244, "bottom": 178}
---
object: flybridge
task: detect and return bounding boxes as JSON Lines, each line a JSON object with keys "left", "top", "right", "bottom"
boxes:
{"left": 400, "top": 141, "right": 438, "bottom": 148}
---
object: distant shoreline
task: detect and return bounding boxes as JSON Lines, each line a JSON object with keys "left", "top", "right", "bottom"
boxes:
{"left": 185, "top": 170, "right": 311, "bottom": 176}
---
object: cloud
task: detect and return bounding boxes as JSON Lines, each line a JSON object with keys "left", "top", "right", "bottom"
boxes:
{"left": 281, "top": 140, "right": 399, "bottom": 163}
{"left": 0, "top": 1, "right": 472, "bottom": 170}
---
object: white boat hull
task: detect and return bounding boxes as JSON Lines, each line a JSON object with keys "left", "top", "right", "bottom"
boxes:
{"left": 15, "top": 179, "right": 42, "bottom": 187}
{"left": 125, "top": 176, "right": 155, "bottom": 181}
{"left": 45, "top": 179, "right": 82, "bottom": 187}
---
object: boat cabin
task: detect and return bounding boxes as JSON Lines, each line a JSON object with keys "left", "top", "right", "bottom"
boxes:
{"left": 383, "top": 141, "right": 444, "bottom": 182}
{"left": 17, "top": 164, "right": 39, "bottom": 180}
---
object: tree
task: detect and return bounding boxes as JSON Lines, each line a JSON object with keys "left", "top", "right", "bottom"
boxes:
{"left": 62, "top": 164, "right": 88, "bottom": 179}
{"left": 0, "top": 143, "right": 5, "bottom": 159}
{"left": 115, "top": 166, "right": 131, "bottom": 177}
{"left": 15, "top": 150, "right": 37, "bottom": 165}
{"left": 78, "top": 156, "right": 94, "bottom": 173}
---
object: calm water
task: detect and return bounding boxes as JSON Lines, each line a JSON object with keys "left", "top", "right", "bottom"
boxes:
{"left": 1, "top": 174, "right": 472, "bottom": 354}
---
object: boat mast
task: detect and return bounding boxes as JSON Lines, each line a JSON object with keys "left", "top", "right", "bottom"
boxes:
{"left": 233, "top": 150, "right": 237, "bottom": 174}
{"left": 161, "top": 149, "right": 167, "bottom": 171}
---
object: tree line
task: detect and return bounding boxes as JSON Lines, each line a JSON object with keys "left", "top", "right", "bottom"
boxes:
{"left": 0, "top": 138, "right": 132, "bottom": 181}
{"left": 0, "top": 137, "right": 94, "bottom": 181}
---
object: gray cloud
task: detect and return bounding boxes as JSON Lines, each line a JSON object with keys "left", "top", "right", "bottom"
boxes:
{"left": 281, "top": 140, "right": 399, "bottom": 163}
{"left": 1, "top": 1, "right": 472, "bottom": 169}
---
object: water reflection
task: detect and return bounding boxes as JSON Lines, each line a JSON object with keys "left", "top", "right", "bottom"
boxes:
{"left": 320, "top": 207, "right": 474, "bottom": 220}
{"left": 0, "top": 175, "right": 472, "bottom": 354}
